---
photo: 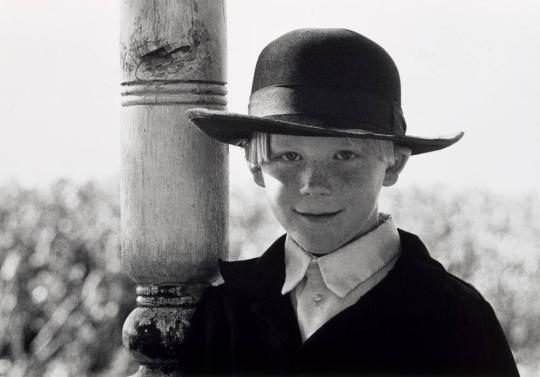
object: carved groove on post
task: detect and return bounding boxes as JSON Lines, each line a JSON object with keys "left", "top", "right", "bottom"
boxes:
{"left": 122, "top": 284, "right": 208, "bottom": 377}
{"left": 121, "top": 81, "right": 227, "bottom": 106}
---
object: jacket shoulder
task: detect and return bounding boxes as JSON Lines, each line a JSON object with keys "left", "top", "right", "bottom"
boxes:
{"left": 397, "top": 228, "right": 487, "bottom": 303}
{"left": 444, "top": 270, "right": 488, "bottom": 303}
{"left": 216, "top": 235, "right": 287, "bottom": 296}
{"left": 218, "top": 256, "right": 261, "bottom": 285}
{"left": 397, "top": 229, "right": 518, "bottom": 375}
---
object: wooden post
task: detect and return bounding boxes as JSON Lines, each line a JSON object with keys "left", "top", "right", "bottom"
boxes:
{"left": 119, "top": 1, "right": 227, "bottom": 376}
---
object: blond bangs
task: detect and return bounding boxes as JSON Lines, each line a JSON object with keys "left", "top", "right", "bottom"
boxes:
{"left": 245, "top": 133, "right": 396, "bottom": 166}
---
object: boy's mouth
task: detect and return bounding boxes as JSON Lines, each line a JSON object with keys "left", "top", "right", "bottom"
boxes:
{"left": 293, "top": 209, "right": 342, "bottom": 221}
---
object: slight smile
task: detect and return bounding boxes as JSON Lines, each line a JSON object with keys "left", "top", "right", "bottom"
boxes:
{"left": 293, "top": 209, "right": 343, "bottom": 222}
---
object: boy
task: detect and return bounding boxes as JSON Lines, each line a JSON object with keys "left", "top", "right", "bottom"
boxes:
{"left": 184, "top": 29, "right": 519, "bottom": 376}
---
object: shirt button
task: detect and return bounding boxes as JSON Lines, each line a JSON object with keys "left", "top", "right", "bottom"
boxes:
{"left": 313, "top": 294, "right": 323, "bottom": 303}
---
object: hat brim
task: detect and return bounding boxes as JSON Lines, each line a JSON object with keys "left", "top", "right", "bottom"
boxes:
{"left": 186, "top": 108, "right": 464, "bottom": 155}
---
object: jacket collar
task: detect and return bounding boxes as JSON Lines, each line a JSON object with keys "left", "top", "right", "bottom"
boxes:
{"left": 219, "top": 235, "right": 288, "bottom": 298}
{"left": 220, "top": 235, "right": 302, "bottom": 350}
{"left": 219, "top": 229, "right": 445, "bottom": 300}
{"left": 218, "top": 229, "right": 447, "bottom": 351}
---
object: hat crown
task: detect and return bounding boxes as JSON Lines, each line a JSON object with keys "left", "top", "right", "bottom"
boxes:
{"left": 186, "top": 28, "right": 464, "bottom": 156}
{"left": 251, "top": 28, "right": 401, "bottom": 105}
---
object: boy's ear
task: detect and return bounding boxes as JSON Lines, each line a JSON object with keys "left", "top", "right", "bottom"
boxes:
{"left": 383, "top": 146, "right": 411, "bottom": 187}
{"left": 249, "top": 163, "right": 265, "bottom": 188}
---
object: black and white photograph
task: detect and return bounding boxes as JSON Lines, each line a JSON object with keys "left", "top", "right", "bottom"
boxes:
{"left": 0, "top": 1, "right": 538, "bottom": 376}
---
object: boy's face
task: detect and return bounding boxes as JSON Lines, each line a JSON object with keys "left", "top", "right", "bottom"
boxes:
{"left": 252, "top": 134, "right": 401, "bottom": 254}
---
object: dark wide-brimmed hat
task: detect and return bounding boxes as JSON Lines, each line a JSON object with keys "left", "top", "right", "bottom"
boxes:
{"left": 187, "top": 28, "right": 463, "bottom": 155}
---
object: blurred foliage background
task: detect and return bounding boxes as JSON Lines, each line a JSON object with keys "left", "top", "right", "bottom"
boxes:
{"left": 0, "top": 179, "right": 539, "bottom": 376}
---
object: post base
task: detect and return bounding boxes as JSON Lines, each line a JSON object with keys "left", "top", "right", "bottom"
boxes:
{"left": 123, "top": 284, "right": 208, "bottom": 376}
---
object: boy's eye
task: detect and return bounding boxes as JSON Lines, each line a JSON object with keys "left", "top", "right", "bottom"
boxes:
{"left": 279, "top": 152, "right": 301, "bottom": 161}
{"left": 335, "top": 151, "right": 357, "bottom": 160}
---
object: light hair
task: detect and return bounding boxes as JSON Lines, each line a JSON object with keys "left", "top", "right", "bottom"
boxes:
{"left": 244, "top": 132, "right": 398, "bottom": 167}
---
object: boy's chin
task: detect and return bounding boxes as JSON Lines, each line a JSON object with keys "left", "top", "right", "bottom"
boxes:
{"left": 292, "top": 234, "right": 348, "bottom": 254}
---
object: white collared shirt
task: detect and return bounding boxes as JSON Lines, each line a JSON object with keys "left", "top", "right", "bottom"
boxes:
{"left": 281, "top": 214, "right": 401, "bottom": 341}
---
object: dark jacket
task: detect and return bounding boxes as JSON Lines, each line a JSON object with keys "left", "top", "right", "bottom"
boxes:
{"left": 184, "top": 229, "right": 519, "bottom": 376}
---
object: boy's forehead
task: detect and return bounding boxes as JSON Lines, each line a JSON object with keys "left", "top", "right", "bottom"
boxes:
{"left": 269, "top": 134, "right": 364, "bottom": 148}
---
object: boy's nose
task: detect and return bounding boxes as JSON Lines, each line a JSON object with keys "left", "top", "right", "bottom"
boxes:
{"left": 299, "top": 166, "right": 332, "bottom": 196}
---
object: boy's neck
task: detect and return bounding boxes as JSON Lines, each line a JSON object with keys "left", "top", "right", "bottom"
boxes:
{"left": 301, "top": 213, "right": 388, "bottom": 257}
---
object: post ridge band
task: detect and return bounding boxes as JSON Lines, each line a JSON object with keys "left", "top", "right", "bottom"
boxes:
{"left": 121, "top": 81, "right": 227, "bottom": 107}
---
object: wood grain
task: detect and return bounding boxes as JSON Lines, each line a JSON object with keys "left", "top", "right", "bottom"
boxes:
{"left": 120, "top": 0, "right": 227, "bottom": 285}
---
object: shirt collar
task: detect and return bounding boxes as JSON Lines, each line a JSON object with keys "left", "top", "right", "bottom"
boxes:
{"left": 281, "top": 214, "right": 401, "bottom": 298}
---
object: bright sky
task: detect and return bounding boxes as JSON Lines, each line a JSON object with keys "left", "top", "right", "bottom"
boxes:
{"left": 1, "top": 0, "right": 539, "bottom": 195}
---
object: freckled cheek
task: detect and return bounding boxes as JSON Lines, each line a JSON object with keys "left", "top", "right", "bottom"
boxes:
{"left": 332, "top": 169, "right": 382, "bottom": 199}
{"left": 331, "top": 168, "right": 368, "bottom": 191}
{"left": 262, "top": 170, "right": 299, "bottom": 209}
{"left": 332, "top": 169, "right": 358, "bottom": 186}
{"left": 262, "top": 168, "right": 300, "bottom": 191}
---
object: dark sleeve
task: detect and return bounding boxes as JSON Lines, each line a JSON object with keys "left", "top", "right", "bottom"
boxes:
{"left": 182, "top": 286, "right": 231, "bottom": 375}
{"left": 446, "top": 297, "right": 520, "bottom": 377}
